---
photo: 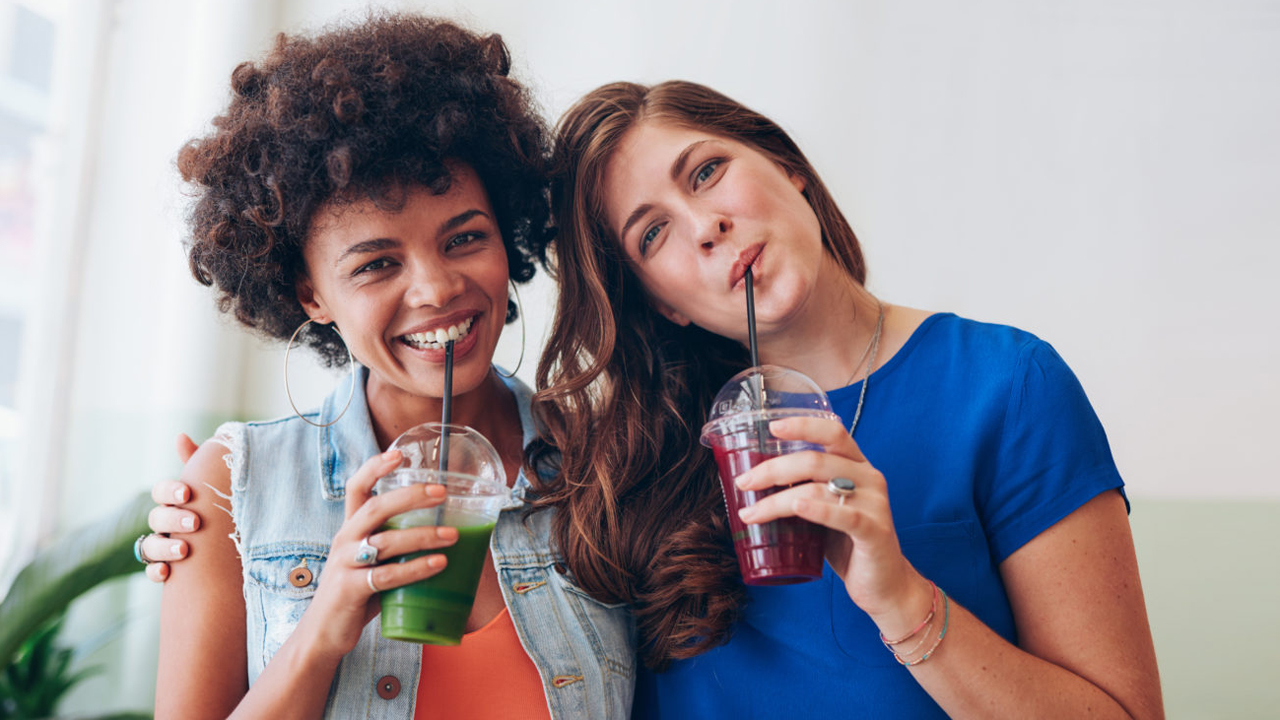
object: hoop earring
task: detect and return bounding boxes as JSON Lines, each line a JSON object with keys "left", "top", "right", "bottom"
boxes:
{"left": 285, "top": 319, "right": 356, "bottom": 428}
{"left": 495, "top": 279, "right": 526, "bottom": 379}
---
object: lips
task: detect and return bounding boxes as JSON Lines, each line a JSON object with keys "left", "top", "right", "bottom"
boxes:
{"left": 395, "top": 311, "right": 481, "bottom": 356}
{"left": 729, "top": 243, "right": 765, "bottom": 289}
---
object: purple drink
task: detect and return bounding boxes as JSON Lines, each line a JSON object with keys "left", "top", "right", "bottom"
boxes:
{"left": 701, "top": 365, "right": 839, "bottom": 586}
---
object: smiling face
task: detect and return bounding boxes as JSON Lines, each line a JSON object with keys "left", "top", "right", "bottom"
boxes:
{"left": 601, "top": 121, "right": 828, "bottom": 343}
{"left": 295, "top": 165, "right": 509, "bottom": 401}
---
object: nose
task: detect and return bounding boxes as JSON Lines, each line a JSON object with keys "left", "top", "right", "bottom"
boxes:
{"left": 403, "top": 257, "right": 466, "bottom": 309}
{"left": 693, "top": 208, "right": 732, "bottom": 252}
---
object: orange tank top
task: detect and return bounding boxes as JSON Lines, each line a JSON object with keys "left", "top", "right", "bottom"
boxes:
{"left": 413, "top": 607, "right": 551, "bottom": 719}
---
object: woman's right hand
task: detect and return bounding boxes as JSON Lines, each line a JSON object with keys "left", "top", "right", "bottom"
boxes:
{"left": 299, "top": 448, "right": 457, "bottom": 658}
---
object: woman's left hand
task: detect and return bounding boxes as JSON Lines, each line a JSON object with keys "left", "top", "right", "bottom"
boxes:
{"left": 734, "top": 416, "right": 931, "bottom": 623}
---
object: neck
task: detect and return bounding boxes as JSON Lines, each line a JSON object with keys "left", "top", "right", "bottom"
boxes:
{"left": 365, "top": 370, "right": 520, "bottom": 457}
{"left": 754, "top": 255, "right": 883, "bottom": 391}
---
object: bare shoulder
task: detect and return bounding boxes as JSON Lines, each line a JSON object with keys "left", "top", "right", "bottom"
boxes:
{"left": 182, "top": 437, "right": 235, "bottom": 500}
{"left": 157, "top": 438, "right": 249, "bottom": 716}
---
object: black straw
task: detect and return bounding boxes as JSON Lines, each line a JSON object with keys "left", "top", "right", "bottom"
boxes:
{"left": 745, "top": 269, "right": 760, "bottom": 367}
{"left": 745, "top": 269, "right": 768, "bottom": 452}
{"left": 438, "top": 340, "right": 454, "bottom": 474}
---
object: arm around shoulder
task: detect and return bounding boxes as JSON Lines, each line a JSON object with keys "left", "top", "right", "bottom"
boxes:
{"left": 155, "top": 440, "right": 248, "bottom": 720}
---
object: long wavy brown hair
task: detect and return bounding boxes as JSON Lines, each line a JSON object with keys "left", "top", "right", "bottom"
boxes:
{"left": 529, "top": 80, "right": 867, "bottom": 669}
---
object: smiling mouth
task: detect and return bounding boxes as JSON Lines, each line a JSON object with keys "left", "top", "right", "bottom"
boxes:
{"left": 399, "top": 317, "right": 476, "bottom": 350}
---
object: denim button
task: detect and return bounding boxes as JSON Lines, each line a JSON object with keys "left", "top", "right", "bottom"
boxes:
{"left": 288, "top": 559, "right": 313, "bottom": 587}
{"left": 376, "top": 675, "right": 400, "bottom": 700}
{"left": 553, "top": 562, "right": 567, "bottom": 575}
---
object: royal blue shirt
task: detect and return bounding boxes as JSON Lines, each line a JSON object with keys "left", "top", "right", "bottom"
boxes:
{"left": 633, "top": 313, "right": 1126, "bottom": 718}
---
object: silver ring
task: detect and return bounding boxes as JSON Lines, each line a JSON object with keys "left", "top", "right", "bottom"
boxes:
{"left": 826, "top": 477, "right": 856, "bottom": 505}
{"left": 354, "top": 537, "right": 378, "bottom": 566}
{"left": 133, "top": 534, "right": 154, "bottom": 565}
{"left": 366, "top": 568, "right": 380, "bottom": 593}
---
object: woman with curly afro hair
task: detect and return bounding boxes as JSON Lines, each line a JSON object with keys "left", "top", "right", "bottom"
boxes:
{"left": 152, "top": 14, "right": 634, "bottom": 720}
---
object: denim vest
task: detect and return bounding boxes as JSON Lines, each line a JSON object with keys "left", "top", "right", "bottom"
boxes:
{"left": 219, "top": 368, "right": 635, "bottom": 719}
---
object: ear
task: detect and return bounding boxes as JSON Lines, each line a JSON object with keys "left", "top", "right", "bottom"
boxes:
{"left": 294, "top": 273, "right": 332, "bottom": 325}
{"left": 652, "top": 298, "right": 692, "bottom": 327}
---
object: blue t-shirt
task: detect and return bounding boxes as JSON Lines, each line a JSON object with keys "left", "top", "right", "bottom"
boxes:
{"left": 633, "top": 313, "right": 1126, "bottom": 718}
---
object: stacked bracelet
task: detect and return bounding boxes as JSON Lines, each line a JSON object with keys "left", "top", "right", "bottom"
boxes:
{"left": 896, "top": 589, "right": 949, "bottom": 667}
{"left": 880, "top": 580, "right": 938, "bottom": 646}
{"left": 879, "top": 581, "right": 950, "bottom": 667}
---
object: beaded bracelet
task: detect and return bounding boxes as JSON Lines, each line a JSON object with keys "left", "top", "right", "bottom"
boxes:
{"left": 880, "top": 580, "right": 939, "bottom": 646}
{"left": 894, "top": 589, "right": 950, "bottom": 667}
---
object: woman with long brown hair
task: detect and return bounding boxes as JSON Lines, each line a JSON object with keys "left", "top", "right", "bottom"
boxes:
{"left": 532, "top": 80, "right": 1163, "bottom": 718}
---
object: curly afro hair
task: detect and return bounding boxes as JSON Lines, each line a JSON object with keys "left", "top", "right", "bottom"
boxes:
{"left": 177, "top": 13, "right": 551, "bottom": 366}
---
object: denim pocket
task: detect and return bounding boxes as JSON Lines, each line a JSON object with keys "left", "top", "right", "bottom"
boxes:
{"left": 547, "top": 566, "right": 635, "bottom": 677}
{"left": 244, "top": 542, "right": 330, "bottom": 668}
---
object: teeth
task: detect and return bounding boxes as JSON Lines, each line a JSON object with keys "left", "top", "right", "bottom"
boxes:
{"left": 402, "top": 318, "right": 474, "bottom": 350}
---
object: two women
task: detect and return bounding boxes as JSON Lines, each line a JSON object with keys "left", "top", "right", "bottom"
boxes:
{"left": 147, "top": 20, "right": 1163, "bottom": 719}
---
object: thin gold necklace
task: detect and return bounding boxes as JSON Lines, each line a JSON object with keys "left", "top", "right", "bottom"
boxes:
{"left": 846, "top": 301, "right": 884, "bottom": 438}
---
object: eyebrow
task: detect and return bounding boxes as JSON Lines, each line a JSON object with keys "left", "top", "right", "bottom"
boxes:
{"left": 334, "top": 208, "right": 491, "bottom": 265}
{"left": 618, "top": 140, "right": 711, "bottom": 241}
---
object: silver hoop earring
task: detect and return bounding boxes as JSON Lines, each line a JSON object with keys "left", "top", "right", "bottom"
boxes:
{"left": 495, "top": 279, "right": 526, "bottom": 379}
{"left": 285, "top": 319, "right": 356, "bottom": 428}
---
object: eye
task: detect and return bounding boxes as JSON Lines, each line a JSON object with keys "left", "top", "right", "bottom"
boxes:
{"left": 693, "top": 159, "right": 722, "bottom": 187}
{"left": 639, "top": 223, "right": 663, "bottom": 257}
{"left": 353, "top": 257, "right": 394, "bottom": 275}
{"left": 445, "top": 231, "right": 486, "bottom": 250}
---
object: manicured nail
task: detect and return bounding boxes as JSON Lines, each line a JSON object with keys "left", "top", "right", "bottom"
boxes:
{"left": 428, "top": 555, "right": 447, "bottom": 569}
{"left": 734, "top": 474, "right": 749, "bottom": 489}
{"left": 171, "top": 542, "right": 184, "bottom": 557}
{"left": 181, "top": 516, "right": 195, "bottom": 531}
{"left": 438, "top": 526, "right": 458, "bottom": 541}
{"left": 738, "top": 507, "right": 753, "bottom": 521}
{"left": 174, "top": 487, "right": 188, "bottom": 503}
{"left": 425, "top": 484, "right": 447, "bottom": 498}
{"left": 381, "top": 449, "right": 398, "bottom": 460}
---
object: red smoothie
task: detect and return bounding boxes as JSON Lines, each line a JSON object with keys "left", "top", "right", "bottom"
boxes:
{"left": 712, "top": 445, "right": 826, "bottom": 585}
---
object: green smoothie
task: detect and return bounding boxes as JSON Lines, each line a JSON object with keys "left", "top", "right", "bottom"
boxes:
{"left": 379, "top": 519, "right": 496, "bottom": 645}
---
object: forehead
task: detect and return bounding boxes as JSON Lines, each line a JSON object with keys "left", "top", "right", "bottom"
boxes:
{"left": 601, "top": 122, "right": 719, "bottom": 221}
{"left": 309, "top": 164, "right": 492, "bottom": 242}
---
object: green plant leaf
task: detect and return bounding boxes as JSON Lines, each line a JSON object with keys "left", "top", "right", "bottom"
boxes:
{"left": 0, "top": 492, "right": 151, "bottom": 672}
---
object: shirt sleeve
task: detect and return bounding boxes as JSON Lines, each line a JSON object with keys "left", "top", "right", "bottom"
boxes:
{"left": 980, "top": 339, "right": 1127, "bottom": 563}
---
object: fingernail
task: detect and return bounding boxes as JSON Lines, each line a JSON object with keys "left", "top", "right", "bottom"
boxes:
{"left": 734, "top": 474, "right": 749, "bottom": 489}
{"left": 438, "top": 526, "right": 458, "bottom": 541}
{"left": 428, "top": 555, "right": 447, "bottom": 569}
{"left": 174, "top": 487, "right": 188, "bottom": 503}
{"left": 425, "top": 483, "right": 447, "bottom": 498}
{"left": 738, "top": 507, "right": 752, "bottom": 521}
{"left": 382, "top": 449, "right": 400, "bottom": 461}
{"left": 181, "top": 516, "right": 195, "bottom": 531}
{"left": 171, "top": 542, "right": 184, "bottom": 557}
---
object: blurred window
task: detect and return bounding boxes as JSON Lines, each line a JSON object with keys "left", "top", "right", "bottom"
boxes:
{"left": 0, "top": 0, "right": 61, "bottom": 582}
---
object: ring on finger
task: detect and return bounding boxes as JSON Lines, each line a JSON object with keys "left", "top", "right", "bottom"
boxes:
{"left": 354, "top": 536, "right": 379, "bottom": 566}
{"left": 826, "top": 477, "right": 856, "bottom": 506}
{"left": 366, "top": 568, "right": 380, "bottom": 593}
{"left": 134, "top": 534, "right": 154, "bottom": 565}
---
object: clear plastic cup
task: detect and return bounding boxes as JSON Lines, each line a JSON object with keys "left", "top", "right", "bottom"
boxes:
{"left": 375, "top": 423, "right": 509, "bottom": 645}
{"left": 701, "top": 365, "right": 840, "bottom": 585}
